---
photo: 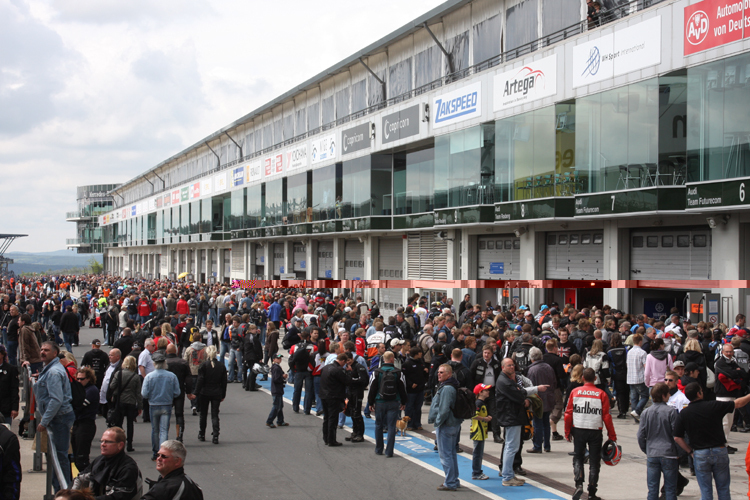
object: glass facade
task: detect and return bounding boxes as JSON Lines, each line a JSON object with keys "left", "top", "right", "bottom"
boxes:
{"left": 312, "top": 164, "right": 338, "bottom": 221}
{"left": 435, "top": 125, "right": 494, "bottom": 208}
{"left": 287, "top": 172, "right": 311, "bottom": 224}
{"left": 247, "top": 184, "right": 263, "bottom": 228}
{"left": 394, "top": 147, "right": 435, "bottom": 215}
{"left": 230, "top": 189, "right": 246, "bottom": 230}
{"left": 265, "top": 178, "right": 285, "bottom": 226}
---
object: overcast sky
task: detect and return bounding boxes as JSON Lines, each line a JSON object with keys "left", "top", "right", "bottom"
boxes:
{"left": 0, "top": 0, "right": 444, "bottom": 253}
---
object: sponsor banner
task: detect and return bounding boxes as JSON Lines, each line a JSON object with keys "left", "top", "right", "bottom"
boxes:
{"left": 573, "top": 16, "right": 661, "bottom": 88}
{"left": 164, "top": 193, "right": 171, "bottom": 207}
{"left": 246, "top": 160, "right": 262, "bottom": 183}
{"left": 493, "top": 54, "right": 557, "bottom": 112}
{"left": 311, "top": 134, "right": 336, "bottom": 165}
{"left": 172, "top": 190, "right": 180, "bottom": 205}
{"left": 201, "top": 178, "right": 212, "bottom": 196}
{"left": 191, "top": 182, "right": 200, "bottom": 199}
{"left": 342, "top": 122, "right": 371, "bottom": 155}
{"left": 263, "top": 153, "right": 284, "bottom": 177}
{"left": 122, "top": 209, "right": 127, "bottom": 219}
{"left": 180, "top": 187, "right": 189, "bottom": 202}
{"left": 287, "top": 144, "right": 308, "bottom": 171}
{"left": 146, "top": 199, "right": 155, "bottom": 211}
{"left": 233, "top": 166, "right": 245, "bottom": 187}
{"left": 381, "top": 105, "right": 420, "bottom": 144}
{"left": 137, "top": 203, "right": 144, "bottom": 215}
{"left": 156, "top": 196, "right": 163, "bottom": 209}
{"left": 684, "top": 0, "right": 746, "bottom": 55}
{"left": 432, "top": 82, "right": 482, "bottom": 129}
{"left": 131, "top": 205, "right": 137, "bottom": 216}
{"left": 215, "top": 173, "right": 227, "bottom": 192}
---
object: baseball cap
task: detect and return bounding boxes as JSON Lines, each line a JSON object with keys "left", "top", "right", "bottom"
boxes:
{"left": 673, "top": 360, "right": 685, "bottom": 368}
{"left": 91, "top": 339, "right": 101, "bottom": 346}
{"left": 515, "top": 325, "right": 523, "bottom": 332}
{"left": 542, "top": 322, "right": 552, "bottom": 330}
{"left": 273, "top": 353, "right": 284, "bottom": 359}
{"left": 390, "top": 339, "right": 405, "bottom": 347}
{"left": 524, "top": 311, "right": 533, "bottom": 317}
{"left": 151, "top": 352, "right": 166, "bottom": 363}
{"left": 684, "top": 362, "right": 699, "bottom": 373}
{"left": 344, "top": 307, "right": 352, "bottom": 313}
{"left": 518, "top": 305, "right": 528, "bottom": 310}
{"left": 473, "top": 383, "right": 492, "bottom": 395}
{"left": 541, "top": 305, "right": 549, "bottom": 311}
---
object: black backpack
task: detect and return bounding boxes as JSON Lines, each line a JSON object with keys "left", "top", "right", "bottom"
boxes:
{"left": 376, "top": 368, "right": 400, "bottom": 400}
{"left": 452, "top": 386, "right": 476, "bottom": 420}
{"left": 291, "top": 342, "right": 311, "bottom": 372}
{"left": 513, "top": 346, "right": 531, "bottom": 375}
{"left": 66, "top": 370, "right": 87, "bottom": 416}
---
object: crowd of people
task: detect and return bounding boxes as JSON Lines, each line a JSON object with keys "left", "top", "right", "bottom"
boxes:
{"left": 1, "top": 274, "right": 750, "bottom": 499}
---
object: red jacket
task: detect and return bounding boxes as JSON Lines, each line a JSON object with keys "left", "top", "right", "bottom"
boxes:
{"left": 564, "top": 382, "right": 616, "bottom": 441}
{"left": 138, "top": 300, "right": 151, "bottom": 317}
{"left": 176, "top": 300, "right": 189, "bottom": 315}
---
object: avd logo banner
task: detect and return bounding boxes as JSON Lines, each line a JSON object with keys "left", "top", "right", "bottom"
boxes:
{"left": 684, "top": 0, "right": 745, "bottom": 55}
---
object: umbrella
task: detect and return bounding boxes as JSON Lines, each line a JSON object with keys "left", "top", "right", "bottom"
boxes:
{"left": 177, "top": 272, "right": 189, "bottom": 279}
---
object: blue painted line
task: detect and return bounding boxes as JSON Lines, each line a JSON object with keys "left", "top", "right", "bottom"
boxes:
{"left": 248, "top": 373, "right": 567, "bottom": 500}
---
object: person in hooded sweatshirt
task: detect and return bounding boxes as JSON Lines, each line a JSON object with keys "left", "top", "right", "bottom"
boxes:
{"left": 182, "top": 333, "right": 207, "bottom": 415}
{"left": 644, "top": 338, "right": 674, "bottom": 389}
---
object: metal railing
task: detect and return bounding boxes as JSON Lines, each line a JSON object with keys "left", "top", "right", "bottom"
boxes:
{"left": 45, "top": 429, "right": 69, "bottom": 497}
{"left": 114, "top": 0, "right": 667, "bottom": 210}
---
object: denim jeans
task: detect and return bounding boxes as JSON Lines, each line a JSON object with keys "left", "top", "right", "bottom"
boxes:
{"left": 375, "top": 400, "right": 400, "bottom": 457}
{"left": 405, "top": 391, "right": 424, "bottom": 428}
{"left": 219, "top": 341, "right": 230, "bottom": 365}
{"left": 196, "top": 312, "right": 206, "bottom": 328}
{"left": 267, "top": 394, "right": 285, "bottom": 425}
{"left": 47, "top": 410, "right": 75, "bottom": 491}
{"left": 338, "top": 411, "right": 347, "bottom": 427}
{"left": 293, "top": 371, "right": 313, "bottom": 414}
{"left": 313, "top": 376, "right": 323, "bottom": 413}
{"left": 5, "top": 340, "right": 17, "bottom": 366}
{"left": 62, "top": 331, "right": 74, "bottom": 353}
{"left": 149, "top": 405, "right": 172, "bottom": 458}
{"left": 630, "top": 383, "right": 649, "bottom": 415}
{"left": 228, "top": 349, "right": 243, "bottom": 382}
{"left": 647, "top": 456, "right": 678, "bottom": 500}
{"left": 501, "top": 425, "right": 522, "bottom": 481}
{"left": 693, "top": 447, "right": 731, "bottom": 500}
{"left": 472, "top": 439, "right": 485, "bottom": 477}
{"left": 532, "top": 410, "right": 552, "bottom": 451}
{"left": 435, "top": 424, "right": 461, "bottom": 489}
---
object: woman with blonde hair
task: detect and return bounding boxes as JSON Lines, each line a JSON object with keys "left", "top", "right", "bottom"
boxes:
{"left": 681, "top": 338, "right": 710, "bottom": 392}
{"left": 194, "top": 345, "right": 228, "bottom": 444}
{"left": 108, "top": 355, "right": 142, "bottom": 451}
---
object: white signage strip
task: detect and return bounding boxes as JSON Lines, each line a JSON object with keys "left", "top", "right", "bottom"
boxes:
{"left": 432, "top": 81, "right": 482, "bottom": 129}
{"left": 286, "top": 143, "right": 308, "bottom": 172}
{"left": 310, "top": 133, "right": 337, "bottom": 165}
{"left": 493, "top": 54, "right": 557, "bottom": 112}
{"left": 573, "top": 16, "right": 661, "bottom": 88}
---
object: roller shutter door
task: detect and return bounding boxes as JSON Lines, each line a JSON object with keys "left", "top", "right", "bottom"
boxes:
{"left": 477, "top": 236, "right": 520, "bottom": 279}
{"left": 293, "top": 242, "right": 307, "bottom": 272}
{"left": 210, "top": 249, "right": 217, "bottom": 277}
{"left": 273, "top": 243, "right": 285, "bottom": 276}
{"left": 231, "top": 242, "right": 244, "bottom": 274}
{"left": 317, "top": 241, "right": 334, "bottom": 278}
{"left": 172, "top": 251, "right": 178, "bottom": 274}
{"left": 546, "top": 232, "right": 604, "bottom": 280}
{"left": 378, "top": 238, "right": 403, "bottom": 279}
{"left": 344, "top": 240, "right": 365, "bottom": 280}
{"left": 223, "top": 249, "right": 231, "bottom": 279}
{"left": 407, "top": 232, "right": 448, "bottom": 279}
{"left": 379, "top": 289, "right": 403, "bottom": 318}
{"left": 630, "top": 229, "right": 711, "bottom": 279}
{"left": 180, "top": 250, "right": 186, "bottom": 273}
{"left": 255, "top": 244, "right": 264, "bottom": 266}
{"left": 199, "top": 249, "right": 206, "bottom": 274}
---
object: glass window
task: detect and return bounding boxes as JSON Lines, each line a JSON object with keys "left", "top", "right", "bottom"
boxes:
{"left": 504, "top": 240, "right": 512, "bottom": 250}
{"left": 506, "top": 0, "right": 538, "bottom": 52}
{"left": 445, "top": 31, "right": 469, "bottom": 74}
{"left": 352, "top": 80, "right": 367, "bottom": 114}
{"left": 487, "top": 240, "right": 494, "bottom": 249}
{"left": 295, "top": 109, "right": 306, "bottom": 135}
{"left": 201, "top": 198, "right": 211, "bottom": 233}
{"left": 575, "top": 79, "right": 659, "bottom": 193}
{"left": 190, "top": 200, "right": 200, "bottom": 234}
{"left": 658, "top": 72, "right": 687, "bottom": 185}
{"left": 473, "top": 15, "right": 501, "bottom": 64}
{"left": 265, "top": 178, "right": 285, "bottom": 226}
{"left": 368, "top": 70, "right": 386, "bottom": 106}
{"left": 246, "top": 183, "right": 264, "bottom": 228}
{"left": 335, "top": 88, "right": 350, "bottom": 120}
{"left": 570, "top": 234, "right": 579, "bottom": 245}
{"left": 230, "top": 189, "right": 246, "bottom": 230}
{"left": 593, "top": 234, "right": 603, "bottom": 244}
{"left": 394, "top": 147, "right": 434, "bottom": 215}
{"left": 415, "top": 46, "right": 441, "bottom": 88}
{"left": 287, "top": 172, "right": 310, "bottom": 224}
{"left": 312, "top": 164, "right": 338, "bottom": 221}
{"left": 646, "top": 236, "right": 658, "bottom": 247}
{"left": 677, "top": 235, "right": 690, "bottom": 247}
{"left": 371, "top": 154, "right": 392, "bottom": 216}
{"left": 662, "top": 235, "right": 674, "bottom": 247}
{"left": 388, "top": 58, "right": 412, "bottom": 98}
{"left": 547, "top": 234, "right": 556, "bottom": 245}
{"left": 180, "top": 204, "right": 189, "bottom": 235}
{"left": 559, "top": 235, "right": 568, "bottom": 245}
{"left": 156, "top": 209, "right": 163, "bottom": 243}
{"left": 495, "top": 107, "right": 555, "bottom": 201}
{"left": 581, "top": 234, "right": 591, "bottom": 244}
{"left": 479, "top": 240, "right": 486, "bottom": 250}
{"left": 693, "top": 234, "right": 707, "bottom": 247}
{"left": 341, "top": 156, "right": 371, "bottom": 218}
{"left": 436, "top": 125, "right": 492, "bottom": 208}
{"left": 632, "top": 236, "right": 644, "bottom": 247}
{"left": 513, "top": 239, "right": 520, "bottom": 249}
{"left": 284, "top": 114, "right": 294, "bottom": 140}
{"left": 212, "top": 196, "right": 225, "bottom": 232}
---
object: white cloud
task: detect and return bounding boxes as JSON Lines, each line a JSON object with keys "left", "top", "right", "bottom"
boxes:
{"left": 0, "top": 0, "right": 445, "bottom": 252}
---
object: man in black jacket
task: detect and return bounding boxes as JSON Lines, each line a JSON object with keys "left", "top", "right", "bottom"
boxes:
{"left": 143, "top": 440, "right": 203, "bottom": 500}
{"left": 166, "top": 344, "right": 193, "bottom": 443}
{"left": 72, "top": 427, "right": 143, "bottom": 499}
{"left": 81, "top": 339, "right": 110, "bottom": 390}
{"left": 0, "top": 345, "right": 19, "bottom": 425}
{"left": 714, "top": 343, "right": 748, "bottom": 453}
{"left": 402, "top": 347, "right": 428, "bottom": 430}
{"left": 496, "top": 357, "right": 548, "bottom": 486}
{"left": 319, "top": 353, "right": 351, "bottom": 446}
{"left": 344, "top": 353, "right": 369, "bottom": 442}
{"left": 0, "top": 417, "right": 21, "bottom": 500}
{"left": 59, "top": 306, "right": 79, "bottom": 352}
{"left": 469, "top": 345, "right": 502, "bottom": 442}
{"left": 242, "top": 323, "right": 263, "bottom": 392}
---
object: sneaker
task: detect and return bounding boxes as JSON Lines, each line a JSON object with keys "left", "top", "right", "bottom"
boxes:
{"left": 502, "top": 478, "right": 525, "bottom": 486}
{"left": 266, "top": 423, "right": 276, "bottom": 428}
{"left": 437, "top": 485, "right": 457, "bottom": 491}
{"left": 526, "top": 448, "right": 543, "bottom": 454}
{"left": 552, "top": 432, "right": 563, "bottom": 441}
{"left": 472, "top": 474, "right": 489, "bottom": 480}
{"left": 278, "top": 422, "right": 289, "bottom": 427}
{"left": 316, "top": 411, "right": 324, "bottom": 416}
{"left": 630, "top": 410, "right": 640, "bottom": 422}
{"left": 572, "top": 485, "right": 584, "bottom": 500}
{"left": 727, "top": 445, "right": 737, "bottom": 454}
{"left": 192, "top": 408, "right": 198, "bottom": 416}
{"left": 616, "top": 413, "right": 629, "bottom": 419}
{"left": 514, "top": 467, "right": 527, "bottom": 476}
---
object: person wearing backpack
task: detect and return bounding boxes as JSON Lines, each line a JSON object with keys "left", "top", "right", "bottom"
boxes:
{"left": 367, "top": 351, "right": 407, "bottom": 458}
{"left": 512, "top": 333, "right": 534, "bottom": 376}
{"left": 36, "top": 341, "right": 75, "bottom": 491}
{"left": 427, "top": 363, "right": 464, "bottom": 491}
{"left": 289, "top": 331, "right": 317, "bottom": 415}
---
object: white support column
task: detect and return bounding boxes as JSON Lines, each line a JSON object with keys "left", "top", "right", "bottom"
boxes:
{"left": 306, "top": 239, "right": 316, "bottom": 280}
{"left": 333, "top": 237, "right": 345, "bottom": 281}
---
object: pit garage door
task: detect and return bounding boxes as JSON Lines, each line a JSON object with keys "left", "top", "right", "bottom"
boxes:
{"left": 378, "top": 238, "right": 403, "bottom": 279}
{"left": 222, "top": 249, "right": 231, "bottom": 281}
{"left": 546, "top": 232, "right": 603, "bottom": 279}
{"left": 477, "top": 236, "right": 520, "bottom": 279}
{"left": 293, "top": 242, "right": 306, "bottom": 278}
{"left": 379, "top": 289, "right": 403, "bottom": 319}
{"left": 254, "top": 244, "right": 264, "bottom": 278}
{"left": 344, "top": 240, "right": 365, "bottom": 280}
{"left": 273, "top": 243, "right": 285, "bottom": 277}
{"left": 231, "top": 242, "right": 244, "bottom": 276}
{"left": 630, "top": 228, "right": 711, "bottom": 279}
{"left": 318, "top": 240, "right": 333, "bottom": 278}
